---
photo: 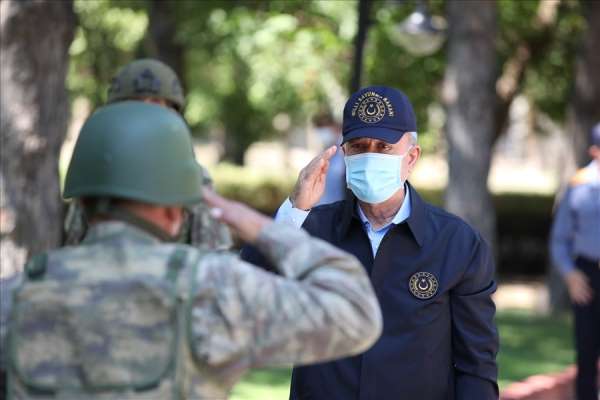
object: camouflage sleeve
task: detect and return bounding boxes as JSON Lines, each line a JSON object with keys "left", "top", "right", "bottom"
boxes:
{"left": 0, "top": 271, "right": 23, "bottom": 370}
{"left": 188, "top": 202, "right": 233, "bottom": 250}
{"left": 188, "top": 222, "right": 382, "bottom": 382}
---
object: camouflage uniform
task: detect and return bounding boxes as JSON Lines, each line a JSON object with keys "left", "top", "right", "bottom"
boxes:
{"left": 8, "top": 221, "right": 380, "bottom": 399}
{"left": 5, "top": 102, "right": 382, "bottom": 399}
{"left": 63, "top": 58, "right": 232, "bottom": 250}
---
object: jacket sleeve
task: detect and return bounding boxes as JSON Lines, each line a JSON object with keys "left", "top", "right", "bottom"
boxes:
{"left": 451, "top": 234, "right": 499, "bottom": 399}
{"left": 549, "top": 189, "right": 576, "bottom": 276}
{"left": 188, "top": 222, "right": 382, "bottom": 384}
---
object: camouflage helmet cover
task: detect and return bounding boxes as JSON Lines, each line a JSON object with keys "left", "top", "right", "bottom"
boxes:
{"left": 64, "top": 101, "right": 202, "bottom": 206}
{"left": 107, "top": 58, "right": 185, "bottom": 111}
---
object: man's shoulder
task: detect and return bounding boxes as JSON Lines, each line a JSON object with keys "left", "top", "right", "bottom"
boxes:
{"left": 569, "top": 165, "right": 595, "bottom": 187}
{"left": 43, "top": 241, "right": 202, "bottom": 279}
{"left": 423, "top": 200, "right": 475, "bottom": 229}
{"left": 307, "top": 200, "right": 348, "bottom": 223}
{"left": 421, "top": 200, "right": 483, "bottom": 244}
{"left": 305, "top": 200, "right": 349, "bottom": 228}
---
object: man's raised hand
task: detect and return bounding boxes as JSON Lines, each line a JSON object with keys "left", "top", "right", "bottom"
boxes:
{"left": 290, "top": 145, "right": 338, "bottom": 210}
{"left": 202, "top": 188, "right": 271, "bottom": 244}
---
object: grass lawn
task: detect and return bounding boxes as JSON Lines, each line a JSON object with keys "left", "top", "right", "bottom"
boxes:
{"left": 496, "top": 309, "right": 574, "bottom": 389}
{"left": 230, "top": 309, "right": 574, "bottom": 400}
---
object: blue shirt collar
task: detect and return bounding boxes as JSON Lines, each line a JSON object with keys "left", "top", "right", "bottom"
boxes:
{"left": 337, "top": 182, "right": 426, "bottom": 247}
{"left": 356, "top": 184, "right": 412, "bottom": 230}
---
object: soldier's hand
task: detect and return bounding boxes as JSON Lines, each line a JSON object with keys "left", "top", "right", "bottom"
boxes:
{"left": 202, "top": 188, "right": 270, "bottom": 244}
{"left": 290, "top": 146, "right": 338, "bottom": 210}
{"left": 565, "top": 269, "right": 594, "bottom": 305}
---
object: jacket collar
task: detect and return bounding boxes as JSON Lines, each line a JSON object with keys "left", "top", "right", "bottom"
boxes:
{"left": 338, "top": 182, "right": 426, "bottom": 247}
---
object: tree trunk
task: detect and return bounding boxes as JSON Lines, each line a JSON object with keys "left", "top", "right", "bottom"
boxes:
{"left": 349, "top": 0, "right": 372, "bottom": 94}
{"left": 566, "top": 0, "right": 600, "bottom": 169}
{"left": 145, "top": 0, "right": 185, "bottom": 93}
{"left": 442, "top": 0, "right": 498, "bottom": 250}
{"left": 0, "top": 0, "right": 76, "bottom": 277}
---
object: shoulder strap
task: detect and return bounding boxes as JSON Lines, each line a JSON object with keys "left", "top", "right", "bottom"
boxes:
{"left": 24, "top": 254, "right": 48, "bottom": 281}
{"left": 165, "top": 248, "right": 188, "bottom": 286}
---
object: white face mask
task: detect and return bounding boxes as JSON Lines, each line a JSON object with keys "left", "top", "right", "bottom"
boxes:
{"left": 344, "top": 147, "right": 412, "bottom": 204}
{"left": 314, "top": 127, "right": 339, "bottom": 147}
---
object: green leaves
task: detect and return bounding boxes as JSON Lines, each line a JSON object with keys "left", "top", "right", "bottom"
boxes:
{"left": 67, "top": 0, "right": 586, "bottom": 161}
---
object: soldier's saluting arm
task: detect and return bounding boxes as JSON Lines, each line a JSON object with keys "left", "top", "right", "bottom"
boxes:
{"left": 188, "top": 190, "right": 383, "bottom": 385}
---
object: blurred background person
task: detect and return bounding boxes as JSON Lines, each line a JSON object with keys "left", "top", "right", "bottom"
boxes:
{"left": 550, "top": 123, "right": 600, "bottom": 400}
{"left": 312, "top": 112, "right": 346, "bottom": 206}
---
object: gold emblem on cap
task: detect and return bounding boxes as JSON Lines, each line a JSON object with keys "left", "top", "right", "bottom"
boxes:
{"left": 409, "top": 272, "right": 438, "bottom": 299}
{"left": 357, "top": 96, "right": 386, "bottom": 124}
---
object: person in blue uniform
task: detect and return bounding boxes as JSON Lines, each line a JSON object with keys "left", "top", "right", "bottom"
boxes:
{"left": 242, "top": 86, "right": 499, "bottom": 399}
{"left": 312, "top": 112, "right": 346, "bottom": 206}
{"left": 550, "top": 123, "right": 600, "bottom": 400}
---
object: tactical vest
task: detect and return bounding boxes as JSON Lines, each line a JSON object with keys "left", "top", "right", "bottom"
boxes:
{"left": 7, "top": 249, "right": 191, "bottom": 399}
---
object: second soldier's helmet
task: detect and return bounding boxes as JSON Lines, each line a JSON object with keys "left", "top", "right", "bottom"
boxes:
{"left": 64, "top": 101, "right": 203, "bottom": 206}
{"left": 107, "top": 58, "right": 185, "bottom": 112}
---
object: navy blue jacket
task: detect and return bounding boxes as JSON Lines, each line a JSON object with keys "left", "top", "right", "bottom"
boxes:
{"left": 242, "top": 184, "right": 499, "bottom": 400}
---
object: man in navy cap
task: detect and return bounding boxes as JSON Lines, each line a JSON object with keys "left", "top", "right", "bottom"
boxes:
{"left": 242, "top": 86, "right": 499, "bottom": 399}
{"left": 550, "top": 123, "right": 600, "bottom": 400}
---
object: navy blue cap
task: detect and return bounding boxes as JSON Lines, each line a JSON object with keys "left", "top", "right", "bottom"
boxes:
{"left": 342, "top": 86, "right": 417, "bottom": 144}
{"left": 592, "top": 123, "right": 600, "bottom": 146}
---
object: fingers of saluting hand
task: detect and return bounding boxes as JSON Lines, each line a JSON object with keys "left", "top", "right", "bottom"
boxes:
{"left": 304, "top": 146, "right": 338, "bottom": 177}
{"left": 322, "top": 145, "right": 338, "bottom": 161}
{"left": 202, "top": 188, "right": 227, "bottom": 209}
{"left": 202, "top": 188, "right": 234, "bottom": 223}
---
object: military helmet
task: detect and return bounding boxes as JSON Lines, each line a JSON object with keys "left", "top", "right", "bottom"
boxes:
{"left": 64, "top": 101, "right": 203, "bottom": 206}
{"left": 107, "top": 58, "right": 185, "bottom": 112}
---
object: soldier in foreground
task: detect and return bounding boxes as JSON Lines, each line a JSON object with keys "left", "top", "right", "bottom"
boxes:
{"left": 63, "top": 58, "right": 232, "bottom": 250}
{"left": 5, "top": 102, "right": 382, "bottom": 399}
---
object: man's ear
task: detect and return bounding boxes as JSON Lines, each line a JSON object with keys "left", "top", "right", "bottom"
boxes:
{"left": 164, "top": 206, "right": 184, "bottom": 236}
{"left": 405, "top": 145, "right": 421, "bottom": 177}
{"left": 409, "top": 145, "right": 421, "bottom": 164}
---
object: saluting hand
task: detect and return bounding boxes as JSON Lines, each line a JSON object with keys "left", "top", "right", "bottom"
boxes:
{"left": 565, "top": 269, "right": 594, "bottom": 305}
{"left": 202, "top": 188, "right": 271, "bottom": 244}
{"left": 290, "top": 145, "right": 338, "bottom": 210}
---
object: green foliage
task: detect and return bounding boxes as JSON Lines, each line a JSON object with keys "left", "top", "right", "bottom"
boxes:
{"left": 209, "top": 163, "right": 295, "bottom": 214}
{"left": 498, "top": 0, "right": 585, "bottom": 121}
{"left": 175, "top": 1, "right": 358, "bottom": 161}
{"left": 67, "top": 0, "right": 586, "bottom": 160}
{"left": 523, "top": 1, "right": 584, "bottom": 121}
{"left": 68, "top": 0, "right": 148, "bottom": 107}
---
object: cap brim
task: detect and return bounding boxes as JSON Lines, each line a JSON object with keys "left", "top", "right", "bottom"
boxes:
{"left": 342, "top": 127, "right": 406, "bottom": 144}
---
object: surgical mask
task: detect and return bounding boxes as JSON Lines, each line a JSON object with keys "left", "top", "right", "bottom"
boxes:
{"left": 344, "top": 150, "right": 410, "bottom": 204}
